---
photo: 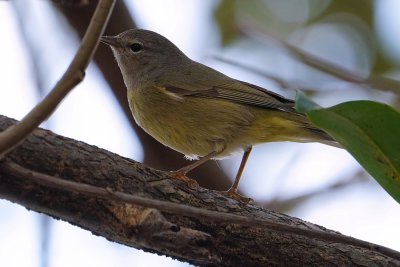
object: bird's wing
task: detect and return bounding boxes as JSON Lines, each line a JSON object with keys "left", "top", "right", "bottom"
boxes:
{"left": 164, "top": 79, "right": 296, "bottom": 113}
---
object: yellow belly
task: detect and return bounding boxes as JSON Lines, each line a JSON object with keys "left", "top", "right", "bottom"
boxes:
{"left": 128, "top": 86, "right": 320, "bottom": 159}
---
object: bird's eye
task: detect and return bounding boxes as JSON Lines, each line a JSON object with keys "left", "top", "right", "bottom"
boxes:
{"left": 130, "top": 43, "right": 143, "bottom": 53}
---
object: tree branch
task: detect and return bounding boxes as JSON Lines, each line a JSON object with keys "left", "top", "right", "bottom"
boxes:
{"left": 238, "top": 21, "right": 400, "bottom": 95}
{"left": 0, "top": 0, "right": 115, "bottom": 157}
{"left": 0, "top": 115, "right": 398, "bottom": 266}
{"left": 212, "top": 55, "right": 323, "bottom": 92}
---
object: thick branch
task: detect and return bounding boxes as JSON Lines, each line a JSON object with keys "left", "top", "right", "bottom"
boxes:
{"left": 0, "top": 115, "right": 398, "bottom": 266}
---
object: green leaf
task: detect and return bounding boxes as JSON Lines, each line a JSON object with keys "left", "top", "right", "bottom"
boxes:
{"left": 296, "top": 94, "right": 400, "bottom": 203}
{"left": 214, "top": 0, "right": 238, "bottom": 46}
{"left": 295, "top": 90, "right": 321, "bottom": 113}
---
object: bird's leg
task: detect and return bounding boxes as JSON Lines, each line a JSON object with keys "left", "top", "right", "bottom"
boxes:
{"left": 171, "top": 151, "right": 218, "bottom": 189}
{"left": 224, "top": 146, "right": 253, "bottom": 203}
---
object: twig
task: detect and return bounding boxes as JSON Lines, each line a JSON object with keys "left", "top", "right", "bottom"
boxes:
{"left": 12, "top": 2, "right": 47, "bottom": 97}
{"left": 0, "top": 0, "right": 115, "bottom": 157}
{"left": 238, "top": 20, "right": 400, "bottom": 94}
{"left": 212, "top": 55, "right": 316, "bottom": 92}
{"left": 2, "top": 159, "right": 399, "bottom": 261}
{"left": 50, "top": 0, "right": 90, "bottom": 7}
{"left": 264, "top": 170, "right": 368, "bottom": 211}
{"left": 212, "top": 55, "right": 369, "bottom": 95}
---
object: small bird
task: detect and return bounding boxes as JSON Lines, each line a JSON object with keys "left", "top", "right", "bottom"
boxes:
{"left": 101, "top": 29, "right": 337, "bottom": 201}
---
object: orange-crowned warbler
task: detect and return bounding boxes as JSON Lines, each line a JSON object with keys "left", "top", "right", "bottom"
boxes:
{"left": 101, "top": 29, "right": 337, "bottom": 201}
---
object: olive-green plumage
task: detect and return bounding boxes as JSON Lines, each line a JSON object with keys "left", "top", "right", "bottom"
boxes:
{"left": 101, "top": 29, "right": 337, "bottom": 199}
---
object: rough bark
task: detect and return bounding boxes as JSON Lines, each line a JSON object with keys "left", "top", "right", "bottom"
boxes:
{"left": 0, "top": 115, "right": 399, "bottom": 267}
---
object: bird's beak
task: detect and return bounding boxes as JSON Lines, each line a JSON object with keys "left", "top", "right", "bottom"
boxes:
{"left": 100, "top": 36, "right": 119, "bottom": 47}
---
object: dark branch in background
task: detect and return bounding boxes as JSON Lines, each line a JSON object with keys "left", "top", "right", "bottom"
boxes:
{"left": 12, "top": 2, "right": 47, "bottom": 97}
{"left": 212, "top": 55, "right": 322, "bottom": 93}
{"left": 257, "top": 151, "right": 369, "bottom": 211}
{"left": 50, "top": 0, "right": 90, "bottom": 7}
{"left": 264, "top": 171, "right": 368, "bottom": 211}
{"left": 54, "top": 1, "right": 233, "bottom": 191}
{"left": 238, "top": 20, "right": 400, "bottom": 95}
{"left": 0, "top": 115, "right": 399, "bottom": 266}
{"left": 0, "top": 0, "right": 115, "bottom": 157}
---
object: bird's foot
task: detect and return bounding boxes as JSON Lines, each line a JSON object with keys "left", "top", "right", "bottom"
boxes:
{"left": 222, "top": 188, "right": 253, "bottom": 203}
{"left": 169, "top": 171, "right": 199, "bottom": 189}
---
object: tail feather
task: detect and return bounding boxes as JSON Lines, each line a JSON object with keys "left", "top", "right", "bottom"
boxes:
{"left": 302, "top": 125, "right": 342, "bottom": 148}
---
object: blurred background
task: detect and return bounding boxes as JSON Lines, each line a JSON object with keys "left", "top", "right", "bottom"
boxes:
{"left": 1, "top": 0, "right": 400, "bottom": 266}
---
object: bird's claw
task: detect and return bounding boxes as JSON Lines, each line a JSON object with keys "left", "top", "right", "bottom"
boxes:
{"left": 169, "top": 171, "right": 199, "bottom": 189}
{"left": 222, "top": 189, "right": 253, "bottom": 203}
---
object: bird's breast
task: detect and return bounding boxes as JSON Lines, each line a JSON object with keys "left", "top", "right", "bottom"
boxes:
{"left": 126, "top": 85, "right": 255, "bottom": 158}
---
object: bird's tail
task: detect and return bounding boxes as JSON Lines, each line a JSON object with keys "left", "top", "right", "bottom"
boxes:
{"left": 281, "top": 111, "right": 341, "bottom": 148}
{"left": 301, "top": 125, "right": 341, "bottom": 148}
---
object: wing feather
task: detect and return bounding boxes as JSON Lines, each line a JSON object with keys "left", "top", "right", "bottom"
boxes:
{"left": 165, "top": 79, "right": 296, "bottom": 113}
